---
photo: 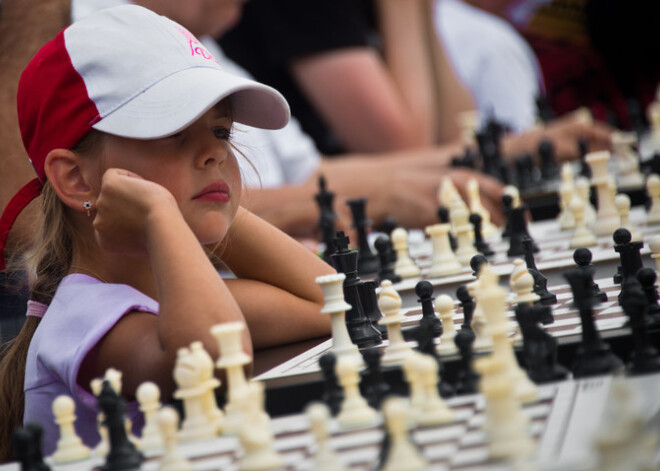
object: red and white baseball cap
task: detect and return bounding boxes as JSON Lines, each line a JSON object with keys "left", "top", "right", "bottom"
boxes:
{"left": 0, "top": 4, "right": 290, "bottom": 269}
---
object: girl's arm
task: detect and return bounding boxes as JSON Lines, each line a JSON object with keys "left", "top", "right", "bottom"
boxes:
{"left": 215, "top": 207, "right": 334, "bottom": 348}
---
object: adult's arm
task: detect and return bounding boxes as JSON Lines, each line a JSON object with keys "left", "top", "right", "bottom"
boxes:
{"left": 0, "top": 0, "right": 72, "bottom": 259}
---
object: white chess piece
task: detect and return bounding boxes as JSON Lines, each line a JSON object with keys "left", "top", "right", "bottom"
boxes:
{"left": 424, "top": 223, "right": 462, "bottom": 277}
{"left": 136, "top": 382, "right": 164, "bottom": 452}
{"left": 335, "top": 355, "right": 378, "bottom": 428}
{"left": 467, "top": 178, "right": 498, "bottom": 237}
{"left": 558, "top": 180, "right": 576, "bottom": 231}
{"left": 380, "top": 397, "right": 429, "bottom": 471}
{"left": 509, "top": 262, "right": 540, "bottom": 305}
{"left": 377, "top": 280, "right": 414, "bottom": 364}
{"left": 456, "top": 110, "right": 480, "bottom": 149}
{"left": 415, "top": 354, "right": 454, "bottom": 426}
{"left": 438, "top": 176, "right": 462, "bottom": 209}
{"left": 52, "top": 395, "right": 91, "bottom": 463}
{"left": 89, "top": 378, "right": 108, "bottom": 458}
{"left": 435, "top": 294, "right": 458, "bottom": 354}
{"left": 189, "top": 341, "right": 224, "bottom": 434}
{"left": 503, "top": 185, "right": 521, "bottom": 209}
{"left": 390, "top": 227, "right": 421, "bottom": 278}
{"left": 211, "top": 321, "right": 251, "bottom": 435}
{"left": 173, "top": 346, "right": 217, "bottom": 442}
{"left": 575, "top": 176, "right": 596, "bottom": 226}
{"left": 306, "top": 402, "right": 347, "bottom": 471}
{"left": 402, "top": 352, "right": 427, "bottom": 422}
{"left": 611, "top": 131, "right": 644, "bottom": 188}
{"left": 316, "top": 273, "right": 361, "bottom": 361}
{"left": 158, "top": 407, "right": 193, "bottom": 471}
{"left": 648, "top": 235, "right": 660, "bottom": 271}
{"left": 451, "top": 204, "right": 478, "bottom": 265}
{"left": 614, "top": 193, "right": 641, "bottom": 241}
{"left": 645, "top": 174, "right": 660, "bottom": 225}
{"left": 569, "top": 195, "right": 598, "bottom": 248}
{"left": 585, "top": 151, "right": 620, "bottom": 235}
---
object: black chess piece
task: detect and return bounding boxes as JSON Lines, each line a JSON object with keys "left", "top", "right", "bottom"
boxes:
{"left": 637, "top": 267, "right": 660, "bottom": 327}
{"left": 437, "top": 206, "right": 457, "bottom": 251}
{"left": 538, "top": 139, "right": 559, "bottom": 181}
{"left": 573, "top": 247, "right": 607, "bottom": 304}
{"left": 11, "top": 423, "right": 50, "bottom": 471}
{"left": 360, "top": 348, "right": 391, "bottom": 410}
{"left": 577, "top": 138, "right": 592, "bottom": 179}
{"left": 469, "top": 213, "right": 494, "bottom": 257}
{"left": 515, "top": 154, "right": 534, "bottom": 191}
{"left": 564, "top": 268, "right": 624, "bottom": 378}
{"left": 523, "top": 237, "right": 557, "bottom": 306}
{"left": 413, "top": 314, "right": 454, "bottom": 398}
{"left": 358, "top": 280, "right": 387, "bottom": 338}
{"left": 319, "top": 352, "right": 344, "bottom": 416}
{"left": 315, "top": 175, "right": 337, "bottom": 263}
{"left": 535, "top": 94, "right": 555, "bottom": 122}
{"left": 331, "top": 230, "right": 382, "bottom": 348}
{"left": 613, "top": 228, "right": 644, "bottom": 306}
{"left": 374, "top": 235, "right": 401, "bottom": 285}
{"left": 507, "top": 204, "right": 538, "bottom": 257}
{"left": 469, "top": 253, "right": 489, "bottom": 279}
{"left": 514, "top": 303, "right": 568, "bottom": 383}
{"left": 415, "top": 281, "right": 443, "bottom": 338}
{"left": 379, "top": 217, "right": 398, "bottom": 265}
{"left": 346, "top": 198, "right": 380, "bottom": 276}
{"left": 456, "top": 285, "right": 475, "bottom": 328}
{"left": 619, "top": 275, "right": 660, "bottom": 374}
{"left": 501, "top": 194, "right": 513, "bottom": 239}
{"left": 97, "top": 380, "right": 143, "bottom": 471}
{"left": 454, "top": 285, "right": 479, "bottom": 394}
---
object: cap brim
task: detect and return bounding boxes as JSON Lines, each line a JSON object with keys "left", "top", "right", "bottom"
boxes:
{"left": 92, "top": 67, "right": 290, "bottom": 139}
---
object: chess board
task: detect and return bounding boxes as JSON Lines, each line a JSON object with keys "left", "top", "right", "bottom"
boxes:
{"left": 388, "top": 208, "right": 657, "bottom": 306}
{"left": 256, "top": 279, "right": 629, "bottom": 384}
{"left": 4, "top": 374, "right": 658, "bottom": 471}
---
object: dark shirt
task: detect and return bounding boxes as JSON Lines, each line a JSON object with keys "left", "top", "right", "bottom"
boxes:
{"left": 220, "top": 0, "right": 377, "bottom": 155}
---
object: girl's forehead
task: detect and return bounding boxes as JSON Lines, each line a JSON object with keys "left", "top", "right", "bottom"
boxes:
{"left": 213, "top": 98, "right": 233, "bottom": 118}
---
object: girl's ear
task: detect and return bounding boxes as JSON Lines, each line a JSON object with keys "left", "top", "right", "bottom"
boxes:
{"left": 44, "top": 149, "right": 96, "bottom": 212}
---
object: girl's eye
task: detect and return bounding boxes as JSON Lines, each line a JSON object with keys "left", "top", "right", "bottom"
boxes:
{"left": 213, "top": 127, "right": 233, "bottom": 141}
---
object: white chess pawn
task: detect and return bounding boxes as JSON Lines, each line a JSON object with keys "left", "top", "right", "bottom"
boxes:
{"left": 435, "top": 294, "right": 458, "bottom": 354}
{"left": 316, "top": 273, "right": 361, "bottom": 361}
{"left": 611, "top": 131, "right": 644, "bottom": 188}
{"left": 136, "top": 382, "right": 164, "bottom": 452}
{"left": 305, "top": 402, "right": 347, "bottom": 471}
{"left": 402, "top": 353, "right": 427, "bottom": 422}
{"left": 211, "top": 321, "right": 251, "bottom": 435}
{"left": 415, "top": 355, "right": 454, "bottom": 426}
{"left": 189, "top": 341, "right": 224, "bottom": 434}
{"left": 648, "top": 235, "right": 660, "bottom": 271}
{"left": 438, "top": 176, "right": 462, "bottom": 209}
{"left": 424, "top": 223, "right": 462, "bottom": 277}
{"left": 380, "top": 397, "right": 429, "bottom": 471}
{"left": 390, "top": 227, "right": 421, "bottom": 278}
{"left": 614, "top": 193, "right": 641, "bottom": 241}
{"left": 335, "top": 355, "right": 378, "bottom": 428}
{"left": 558, "top": 181, "right": 576, "bottom": 230}
{"left": 467, "top": 178, "right": 497, "bottom": 237}
{"left": 173, "top": 346, "right": 216, "bottom": 442}
{"left": 451, "top": 204, "right": 478, "bottom": 265}
{"left": 646, "top": 174, "right": 660, "bottom": 225}
{"left": 569, "top": 195, "right": 597, "bottom": 248}
{"left": 52, "top": 395, "right": 91, "bottom": 463}
{"left": 158, "top": 407, "right": 193, "bottom": 471}
{"left": 509, "top": 262, "right": 540, "bottom": 305}
{"left": 575, "top": 176, "right": 597, "bottom": 226}
{"left": 377, "top": 280, "right": 414, "bottom": 364}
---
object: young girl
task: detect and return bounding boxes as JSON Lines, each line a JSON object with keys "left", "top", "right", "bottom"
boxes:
{"left": 0, "top": 4, "right": 333, "bottom": 458}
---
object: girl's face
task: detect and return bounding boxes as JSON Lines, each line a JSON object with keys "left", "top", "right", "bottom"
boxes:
{"left": 99, "top": 100, "right": 242, "bottom": 245}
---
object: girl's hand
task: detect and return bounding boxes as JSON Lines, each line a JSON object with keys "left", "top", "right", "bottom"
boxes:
{"left": 93, "top": 168, "right": 180, "bottom": 256}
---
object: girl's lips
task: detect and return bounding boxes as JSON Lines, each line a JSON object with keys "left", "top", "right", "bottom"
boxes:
{"left": 193, "top": 182, "right": 230, "bottom": 202}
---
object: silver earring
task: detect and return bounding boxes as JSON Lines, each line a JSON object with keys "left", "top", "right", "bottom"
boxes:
{"left": 83, "top": 201, "right": 93, "bottom": 217}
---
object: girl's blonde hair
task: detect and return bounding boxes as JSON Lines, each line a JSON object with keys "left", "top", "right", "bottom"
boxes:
{"left": 0, "top": 131, "right": 102, "bottom": 462}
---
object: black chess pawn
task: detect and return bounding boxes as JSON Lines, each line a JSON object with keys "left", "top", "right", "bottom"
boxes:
{"left": 538, "top": 139, "right": 559, "bottom": 181}
{"left": 469, "top": 213, "right": 494, "bottom": 257}
{"left": 374, "top": 235, "right": 401, "bottom": 285}
{"left": 379, "top": 217, "right": 398, "bottom": 265}
{"left": 360, "top": 348, "right": 391, "bottom": 410}
{"left": 501, "top": 194, "right": 513, "bottom": 239}
{"left": 514, "top": 154, "right": 534, "bottom": 191}
{"left": 523, "top": 237, "right": 556, "bottom": 306}
{"left": 97, "top": 380, "right": 143, "bottom": 471}
{"left": 415, "top": 281, "right": 443, "bottom": 338}
{"left": 637, "top": 267, "right": 660, "bottom": 327}
{"left": 577, "top": 138, "right": 592, "bottom": 179}
{"left": 454, "top": 324, "right": 479, "bottom": 395}
{"left": 456, "top": 285, "right": 475, "bottom": 328}
{"left": 619, "top": 276, "right": 660, "bottom": 374}
{"left": 514, "top": 303, "right": 568, "bottom": 383}
{"left": 346, "top": 198, "right": 380, "bottom": 276}
{"left": 470, "top": 253, "right": 489, "bottom": 279}
{"left": 11, "top": 423, "right": 50, "bottom": 471}
{"left": 573, "top": 247, "right": 607, "bottom": 304}
{"left": 564, "top": 268, "right": 624, "bottom": 378}
{"left": 315, "top": 175, "right": 338, "bottom": 263}
{"left": 358, "top": 280, "right": 387, "bottom": 338}
{"left": 331, "top": 230, "right": 382, "bottom": 348}
{"left": 319, "top": 352, "right": 344, "bottom": 416}
{"left": 613, "top": 227, "right": 644, "bottom": 284}
{"left": 437, "top": 206, "right": 457, "bottom": 251}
